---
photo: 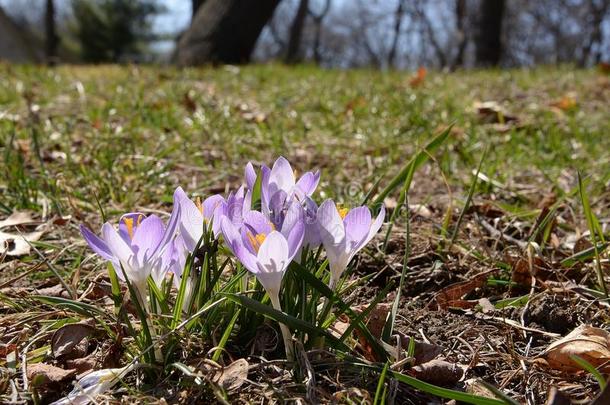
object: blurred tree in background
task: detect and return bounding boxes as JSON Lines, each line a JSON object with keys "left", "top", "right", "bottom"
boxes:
{"left": 71, "top": 0, "right": 161, "bottom": 62}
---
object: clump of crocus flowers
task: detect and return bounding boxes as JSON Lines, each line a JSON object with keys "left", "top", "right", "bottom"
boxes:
{"left": 81, "top": 157, "right": 385, "bottom": 362}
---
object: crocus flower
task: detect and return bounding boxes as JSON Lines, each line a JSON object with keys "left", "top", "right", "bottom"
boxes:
{"left": 173, "top": 187, "right": 225, "bottom": 250}
{"left": 316, "top": 200, "right": 385, "bottom": 290}
{"left": 245, "top": 157, "right": 320, "bottom": 214}
{"left": 80, "top": 207, "right": 180, "bottom": 301}
{"left": 220, "top": 211, "right": 304, "bottom": 360}
{"left": 220, "top": 211, "right": 304, "bottom": 299}
{"left": 50, "top": 363, "right": 139, "bottom": 405}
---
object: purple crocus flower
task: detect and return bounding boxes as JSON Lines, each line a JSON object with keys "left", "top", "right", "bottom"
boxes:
{"left": 220, "top": 211, "right": 304, "bottom": 299}
{"left": 173, "top": 187, "right": 225, "bottom": 250}
{"left": 80, "top": 207, "right": 180, "bottom": 300}
{"left": 220, "top": 211, "right": 304, "bottom": 361}
{"left": 245, "top": 157, "right": 320, "bottom": 214}
{"left": 316, "top": 199, "right": 385, "bottom": 290}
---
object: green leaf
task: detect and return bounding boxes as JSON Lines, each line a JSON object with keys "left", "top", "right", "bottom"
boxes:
{"left": 291, "top": 262, "right": 390, "bottom": 361}
{"left": 222, "top": 292, "right": 350, "bottom": 352}
{"left": 373, "top": 125, "right": 452, "bottom": 206}
{"left": 561, "top": 242, "right": 610, "bottom": 267}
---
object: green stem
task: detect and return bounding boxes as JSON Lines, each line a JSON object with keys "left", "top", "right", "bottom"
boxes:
{"left": 269, "top": 292, "right": 294, "bottom": 362}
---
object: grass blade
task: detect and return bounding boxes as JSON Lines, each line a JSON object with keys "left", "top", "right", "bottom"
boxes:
{"left": 222, "top": 292, "right": 351, "bottom": 352}
{"left": 373, "top": 124, "right": 452, "bottom": 206}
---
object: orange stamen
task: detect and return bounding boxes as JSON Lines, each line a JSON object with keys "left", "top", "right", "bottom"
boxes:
{"left": 247, "top": 231, "right": 267, "bottom": 253}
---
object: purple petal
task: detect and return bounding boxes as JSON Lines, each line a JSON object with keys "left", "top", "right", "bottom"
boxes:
{"left": 257, "top": 231, "right": 289, "bottom": 268}
{"left": 118, "top": 213, "right": 145, "bottom": 244}
{"left": 316, "top": 199, "right": 346, "bottom": 249}
{"left": 220, "top": 216, "right": 241, "bottom": 253}
{"left": 268, "top": 156, "right": 295, "bottom": 196}
{"left": 80, "top": 224, "right": 113, "bottom": 261}
{"left": 286, "top": 220, "right": 305, "bottom": 260}
{"left": 358, "top": 205, "right": 385, "bottom": 250}
{"left": 132, "top": 215, "right": 165, "bottom": 263}
{"left": 202, "top": 194, "right": 225, "bottom": 221}
{"left": 267, "top": 190, "right": 287, "bottom": 228}
{"left": 233, "top": 242, "right": 259, "bottom": 274}
{"left": 102, "top": 223, "right": 137, "bottom": 279}
{"left": 260, "top": 164, "right": 271, "bottom": 211}
{"left": 343, "top": 207, "right": 372, "bottom": 251}
{"left": 280, "top": 201, "right": 304, "bottom": 237}
{"left": 245, "top": 162, "right": 257, "bottom": 190}
{"left": 174, "top": 188, "right": 203, "bottom": 251}
{"left": 296, "top": 171, "right": 320, "bottom": 196}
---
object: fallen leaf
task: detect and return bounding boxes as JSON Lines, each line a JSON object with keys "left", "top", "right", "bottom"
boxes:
{"left": 65, "top": 353, "right": 98, "bottom": 374}
{"left": 409, "top": 204, "right": 432, "bottom": 218}
{"left": 0, "top": 212, "right": 37, "bottom": 228}
{"left": 410, "top": 359, "right": 464, "bottom": 386}
{"left": 400, "top": 335, "right": 442, "bottom": 365}
{"left": 540, "top": 324, "right": 610, "bottom": 373}
{"left": 52, "top": 322, "right": 97, "bottom": 359}
{"left": 0, "top": 230, "right": 43, "bottom": 256}
{"left": 472, "top": 101, "right": 518, "bottom": 124}
{"left": 27, "top": 363, "right": 76, "bottom": 386}
{"left": 431, "top": 270, "right": 497, "bottom": 310}
{"left": 409, "top": 67, "right": 427, "bottom": 87}
{"left": 213, "top": 359, "right": 248, "bottom": 392}
{"left": 550, "top": 94, "right": 577, "bottom": 111}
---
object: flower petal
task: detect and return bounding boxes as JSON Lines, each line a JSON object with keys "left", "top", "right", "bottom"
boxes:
{"left": 174, "top": 187, "right": 203, "bottom": 251}
{"left": 343, "top": 206, "right": 372, "bottom": 250}
{"left": 102, "top": 223, "right": 137, "bottom": 279}
{"left": 132, "top": 215, "right": 165, "bottom": 264}
{"left": 245, "top": 162, "right": 257, "bottom": 190}
{"left": 118, "top": 212, "right": 145, "bottom": 244}
{"left": 255, "top": 231, "right": 289, "bottom": 295}
{"left": 269, "top": 156, "right": 295, "bottom": 196}
{"left": 80, "top": 224, "right": 113, "bottom": 261}
{"left": 296, "top": 170, "right": 320, "bottom": 196}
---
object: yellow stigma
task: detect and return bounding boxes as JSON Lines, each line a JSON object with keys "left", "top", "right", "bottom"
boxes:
{"left": 247, "top": 231, "right": 267, "bottom": 253}
{"left": 337, "top": 205, "right": 349, "bottom": 219}
{"left": 124, "top": 217, "right": 134, "bottom": 238}
{"left": 195, "top": 197, "right": 204, "bottom": 215}
{"left": 123, "top": 214, "right": 143, "bottom": 239}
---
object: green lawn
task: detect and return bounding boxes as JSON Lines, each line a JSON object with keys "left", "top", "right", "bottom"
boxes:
{"left": 2, "top": 65, "right": 608, "bottom": 215}
{"left": 1, "top": 64, "right": 609, "bottom": 403}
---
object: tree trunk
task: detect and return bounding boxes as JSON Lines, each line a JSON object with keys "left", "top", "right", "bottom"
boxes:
{"left": 285, "top": 0, "right": 309, "bottom": 63}
{"left": 309, "top": 0, "right": 331, "bottom": 65}
{"left": 176, "top": 0, "right": 281, "bottom": 66}
{"left": 452, "top": 0, "right": 467, "bottom": 69}
{"left": 45, "top": 0, "right": 58, "bottom": 64}
{"left": 387, "top": 0, "right": 405, "bottom": 68}
{"left": 192, "top": 0, "right": 206, "bottom": 18}
{"left": 474, "top": 0, "right": 505, "bottom": 66}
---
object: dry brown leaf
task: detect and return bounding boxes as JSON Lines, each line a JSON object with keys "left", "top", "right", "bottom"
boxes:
{"left": 52, "top": 322, "right": 96, "bottom": 359}
{"left": 409, "top": 67, "right": 427, "bottom": 87}
{"left": 431, "top": 270, "right": 497, "bottom": 310}
{"left": 0, "top": 211, "right": 37, "bottom": 228}
{"left": 27, "top": 363, "right": 76, "bottom": 386}
{"left": 0, "top": 230, "right": 43, "bottom": 256}
{"left": 550, "top": 94, "right": 577, "bottom": 111}
{"left": 472, "top": 101, "right": 518, "bottom": 124}
{"left": 540, "top": 324, "right": 610, "bottom": 373}
{"left": 213, "top": 358, "right": 248, "bottom": 392}
{"left": 410, "top": 359, "right": 464, "bottom": 386}
{"left": 409, "top": 204, "right": 433, "bottom": 219}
